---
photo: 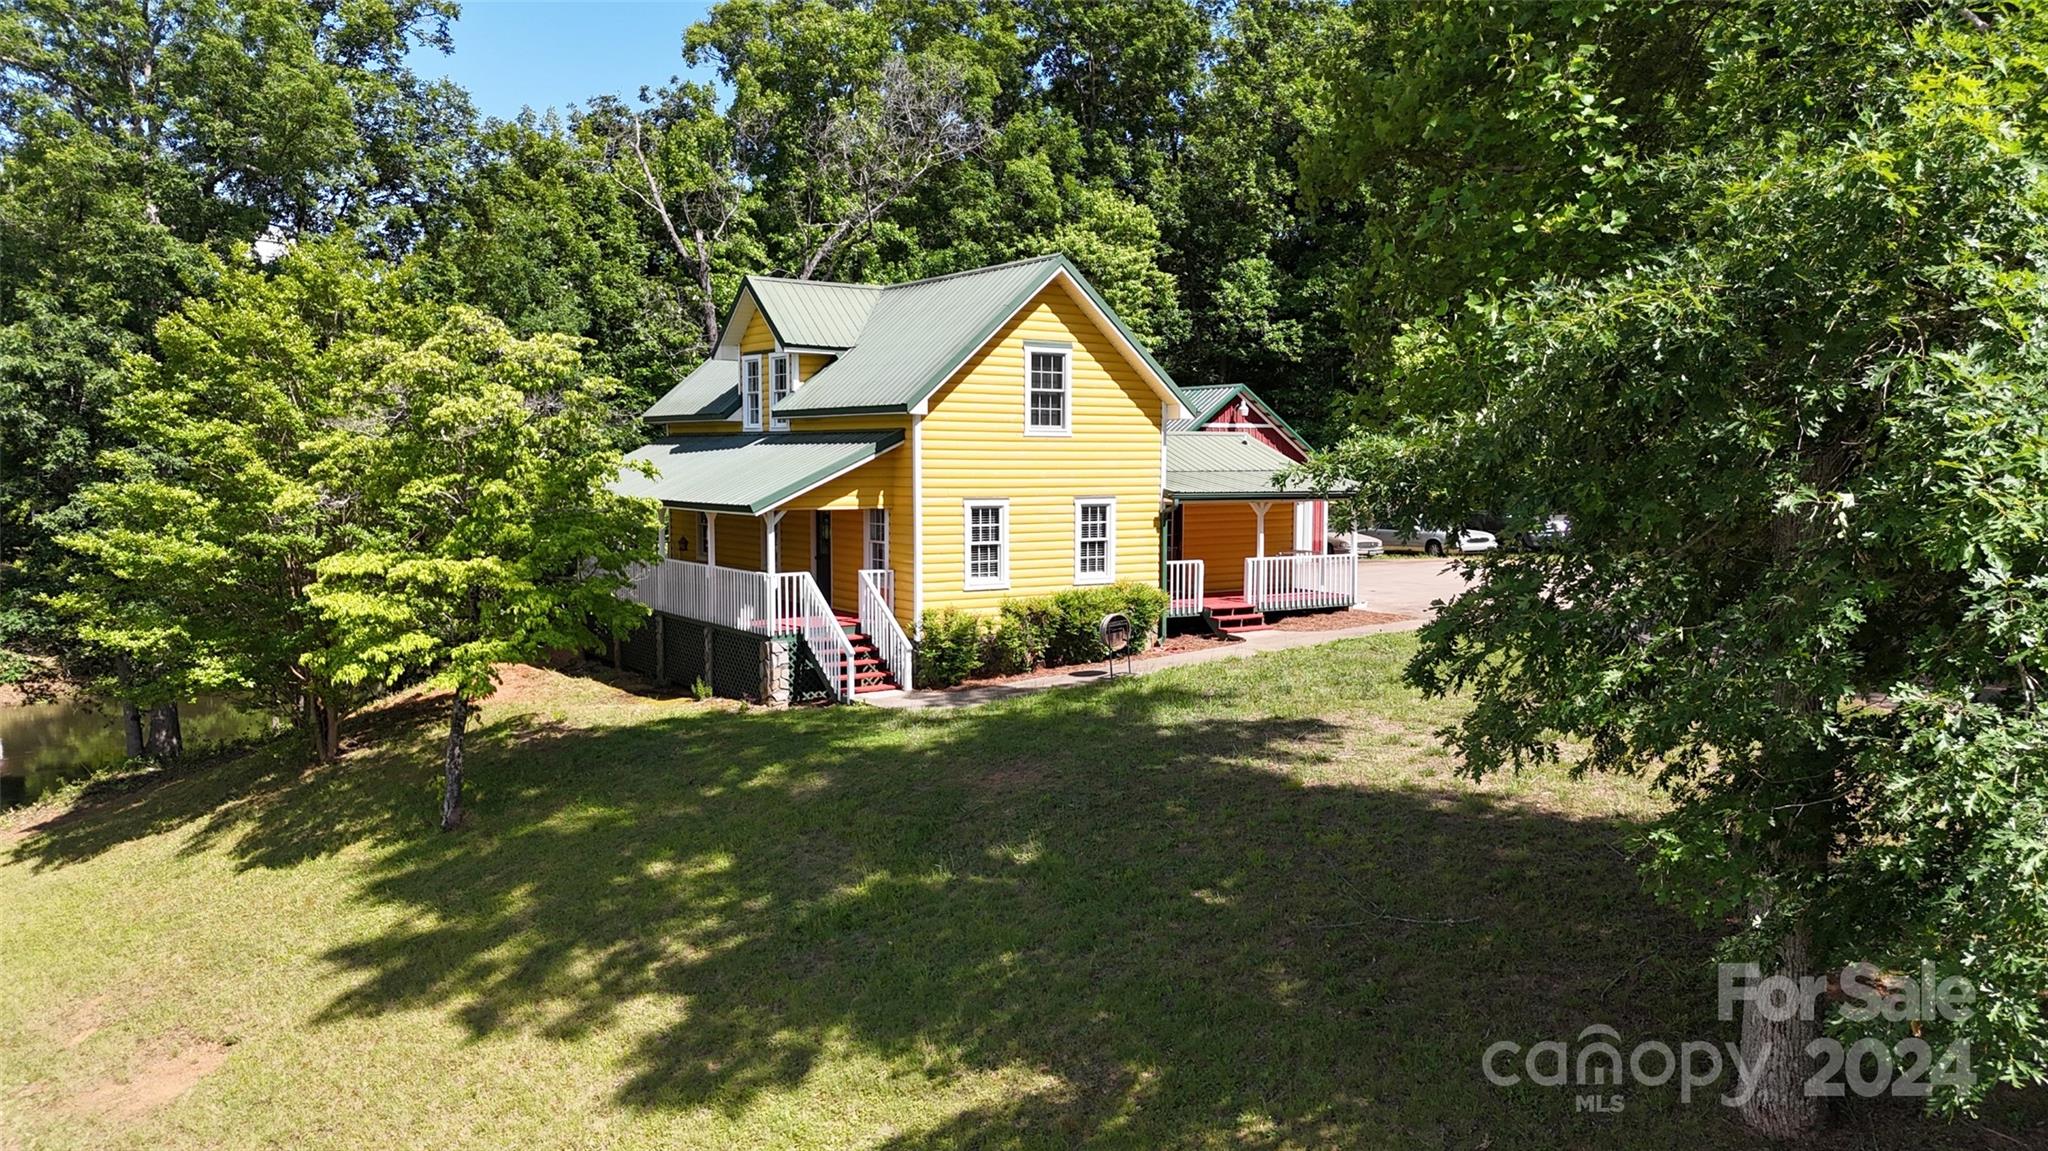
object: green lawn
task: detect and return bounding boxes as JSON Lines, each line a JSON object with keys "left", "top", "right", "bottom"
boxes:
{"left": 2, "top": 637, "right": 2038, "bottom": 1149}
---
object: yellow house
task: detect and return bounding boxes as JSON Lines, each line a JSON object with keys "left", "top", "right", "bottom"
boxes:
{"left": 613, "top": 255, "right": 1355, "bottom": 698}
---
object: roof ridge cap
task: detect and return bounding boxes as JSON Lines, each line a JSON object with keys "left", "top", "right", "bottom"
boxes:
{"left": 879, "top": 253, "right": 1062, "bottom": 291}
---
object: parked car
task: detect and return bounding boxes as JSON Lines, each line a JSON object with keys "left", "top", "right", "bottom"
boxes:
{"left": 1330, "top": 531, "right": 1385, "bottom": 556}
{"left": 1516, "top": 514, "right": 1572, "bottom": 551}
{"left": 1368, "top": 525, "right": 1498, "bottom": 556}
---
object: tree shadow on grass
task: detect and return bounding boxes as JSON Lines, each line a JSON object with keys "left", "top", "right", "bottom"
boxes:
{"left": 11, "top": 656, "right": 2044, "bottom": 1149}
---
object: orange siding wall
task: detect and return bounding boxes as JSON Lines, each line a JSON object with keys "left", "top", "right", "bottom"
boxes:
{"left": 1179, "top": 503, "right": 1259, "bottom": 593}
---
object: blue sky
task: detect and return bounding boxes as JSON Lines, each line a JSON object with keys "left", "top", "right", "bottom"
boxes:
{"left": 411, "top": 2, "right": 723, "bottom": 121}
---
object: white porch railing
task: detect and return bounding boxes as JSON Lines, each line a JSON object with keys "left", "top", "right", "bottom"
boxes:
{"left": 1164, "top": 559, "right": 1205, "bottom": 617}
{"left": 622, "top": 559, "right": 855, "bottom": 700}
{"left": 624, "top": 558, "right": 777, "bottom": 632}
{"left": 1242, "top": 552, "right": 1360, "bottom": 613}
{"left": 770, "top": 571, "right": 856, "bottom": 701}
{"left": 858, "top": 568, "right": 914, "bottom": 691}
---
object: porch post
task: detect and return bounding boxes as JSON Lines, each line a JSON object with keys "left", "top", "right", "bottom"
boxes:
{"left": 763, "top": 509, "right": 785, "bottom": 575}
{"left": 1250, "top": 501, "right": 1271, "bottom": 558}
{"left": 705, "top": 513, "right": 718, "bottom": 566}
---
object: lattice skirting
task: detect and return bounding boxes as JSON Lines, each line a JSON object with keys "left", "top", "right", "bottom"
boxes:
{"left": 609, "top": 613, "right": 794, "bottom": 705}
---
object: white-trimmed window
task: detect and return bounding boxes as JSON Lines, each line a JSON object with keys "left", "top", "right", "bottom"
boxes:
{"left": 865, "top": 508, "right": 889, "bottom": 572}
{"left": 769, "top": 354, "right": 794, "bottom": 431}
{"left": 741, "top": 355, "right": 763, "bottom": 431}
{"left": 964, "top": 500, "right": 1009, "bottom": 590}
{"left": 1074, "top": 497, "right": 1115, "bottom": 583}
{"left": 1024, "top": 343, "right": 1070, "bottom": 434}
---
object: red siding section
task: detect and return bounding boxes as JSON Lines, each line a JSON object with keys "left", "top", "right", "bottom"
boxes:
{"left": 1193, "top": 396, "right": 1323, "bottom": 551}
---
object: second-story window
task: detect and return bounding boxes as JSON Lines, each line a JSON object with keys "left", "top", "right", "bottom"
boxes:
{"left": 1025, "top": 344, "right": 1070, "bottom": 434}
{"left": 770, "top": 354, "right": 793, "bottom": 431}
{"left": 741, "top": 355, "right": 763, "bottom": 431}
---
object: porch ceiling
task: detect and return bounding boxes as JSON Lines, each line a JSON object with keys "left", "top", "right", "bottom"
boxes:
{"left": 614, "top": 431, "right": 903, "bottom": 515}
{"left": 1164, "top": 430, "right": 1348, "bottom": 501}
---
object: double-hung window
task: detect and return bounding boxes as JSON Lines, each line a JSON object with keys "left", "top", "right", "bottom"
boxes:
{"left": 964, "top": 500, "right": 1009, "bottom": 590}
{"left": 1024, "top": 343, "right": 1070, "bottom": 434}
{"left": 1074, "top": 498, "right": 1114, "bottom": 583}
{"left": 864, "top": 508, "right": 889, "bottom": 572}
{"left": 741, "top": 355, "right": 764, "bottom": 431}
{"left": 769, "top": 354, "right": 794, "bottom": 431}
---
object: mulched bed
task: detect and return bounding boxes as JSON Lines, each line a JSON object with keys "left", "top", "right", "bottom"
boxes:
{"left": 943, "top": 630, "right": 1241, "bottom": 691}
{"left": 1269, "top": 609, "right": 1414, "bottom": 631}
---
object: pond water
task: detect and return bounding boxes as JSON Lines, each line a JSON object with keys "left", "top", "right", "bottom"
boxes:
{"left": 0, "top": 695, "right": 278, "bottom": 808}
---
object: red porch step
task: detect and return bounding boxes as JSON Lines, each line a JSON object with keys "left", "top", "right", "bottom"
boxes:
{"left": 1203, "top": 594, "right": 1270, "bottom": 635}
{"left": 833, "top": 612, "right": 900, "bottom": 693}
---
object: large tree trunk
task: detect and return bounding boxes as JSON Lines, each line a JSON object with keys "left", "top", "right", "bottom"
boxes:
{"left": 121, "top": 701, "right": 145, "bottom": 759}
{"left": 1739, "top": 900, "right": 1824, "bottom": 1137}
{"left": 440, "top": 687, "right": 468, "bottom": 831}
{"left": 309, "top": 694, "right": 343, "bottom": 762}
{"left": 146, "top": 702, "right": 182, "bottom": 760}
{"left": 1737, "top": 506, "right": 1833, "bottom": 1138}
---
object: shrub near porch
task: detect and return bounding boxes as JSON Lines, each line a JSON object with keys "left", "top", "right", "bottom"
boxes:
{"left": 916, "top": 582, "right": 1168, "bottom": 687}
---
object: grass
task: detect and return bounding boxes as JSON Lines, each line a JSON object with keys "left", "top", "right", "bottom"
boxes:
{"left": 2, "top": 636, "right": 2040, "bottom": 1149}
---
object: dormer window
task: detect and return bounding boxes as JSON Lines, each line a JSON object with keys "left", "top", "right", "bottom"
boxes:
{"left": 741, "top": 355, "right": 763, "bottom": 431}
{"left": 770, "top": 354, "right": 794, "bottom": 431}
{"left": 1024, "top": 342, "right": 1070, "bottom": 435}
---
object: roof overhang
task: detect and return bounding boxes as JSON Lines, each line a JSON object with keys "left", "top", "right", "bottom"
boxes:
{"left": 613, "top": 431, "right": 904, "bottom": 516}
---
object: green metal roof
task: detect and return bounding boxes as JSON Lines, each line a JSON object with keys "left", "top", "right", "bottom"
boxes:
{"left": 643, "top": 358, "right": 741, "bottom": 423}
{"left": 773, "top": 253, "right": 1188, "bottom": 417}
{"left": 1174, "top": 385, "right": 1239, "bottom": 425}
{"left": 613, "top": 432, "right": 903, "bottom": 515}
{"left": 745, "top": 277, "right": 882, "bottom": 349}
{"left": 642, "top": 253, "right": 1189, "bottom": 425}
{"left": 1164, "top": 430, "right": 1346, "bottom": 500}
{"left": 1165, "top": 383, "right": 1313, "bottom": 452}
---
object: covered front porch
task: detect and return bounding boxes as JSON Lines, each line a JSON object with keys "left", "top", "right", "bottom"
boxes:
{"left": 611, "top": 432, "right": 914, "bottom": 698}
{"left": 1162, "top": 432, "right": 1361, "bottom": 625}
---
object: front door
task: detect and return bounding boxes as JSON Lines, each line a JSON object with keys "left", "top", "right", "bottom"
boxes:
{"left": 813, "top": 511, "right": 833, "bottom": 603}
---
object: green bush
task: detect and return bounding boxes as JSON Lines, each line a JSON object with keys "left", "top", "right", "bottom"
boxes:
{"left": 979, "top": 615, "right": 1033, "bottom": 676}
{"left": 1001, "top": 582, "right": 1168, "bottom": 667}
{"left": 915, "top": 607, "right": 985, "bottom": 687}
{"left": 915, "top": 583, "right": 1171, "bottom": 685}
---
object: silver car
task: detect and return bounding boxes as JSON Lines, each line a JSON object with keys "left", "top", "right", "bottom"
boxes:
{"left": 1368, "top": 525, "right": 1499, "bottom": 556}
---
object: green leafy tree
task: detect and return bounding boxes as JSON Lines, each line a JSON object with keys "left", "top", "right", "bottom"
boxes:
{"left": 0, "top": 0, "right": 472, "bottom": 680}
{"left": 1306, "top": 2, "right": 2048, "bottom": 1134}
{"left": 416, "top": 112, "right": 711, "bottom": 412}
{"left": 308, "top": 307, "right": 655, "bottom": 830}
{"left": 54, "top": 243, "right": 425, "bottom": 760}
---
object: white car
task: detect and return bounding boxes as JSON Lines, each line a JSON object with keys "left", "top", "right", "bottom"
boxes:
{"left": 1368, "top": 525, "right": 1498, "bottom": 556}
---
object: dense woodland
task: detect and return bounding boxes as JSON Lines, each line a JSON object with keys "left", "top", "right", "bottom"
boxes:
{"left": 5, "top": 1, "right": 2048, "bottom": 1137}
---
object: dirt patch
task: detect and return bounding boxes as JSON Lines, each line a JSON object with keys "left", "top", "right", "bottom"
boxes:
{"left": 65, "top": 1035, "right": 228, "bottom": 1121}
{"left": 1269, "top": 609, "right": 1413, "bottom": 632}
{"left": 50, "top": 998, "right": 108, "bottom": 1050}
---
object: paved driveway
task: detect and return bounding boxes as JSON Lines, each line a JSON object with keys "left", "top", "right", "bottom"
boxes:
{"left": 1358, "top": 555, "right": 1470, "bottom": 620}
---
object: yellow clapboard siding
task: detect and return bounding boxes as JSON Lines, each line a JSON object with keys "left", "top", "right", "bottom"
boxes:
{"left": 705, "top": 513, "right": 765, "bottom": 572}
{"left": 919, "top": 281, "right": 1166, "bottom": 614}
{"left": 663, "top": 421, "right": 732, "bottom": 435}
{"left": 738, "top": 302, "right": 774, "bottom": 354}
{"left": 780, "top": 442, "right": 906, "bottom": 513}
